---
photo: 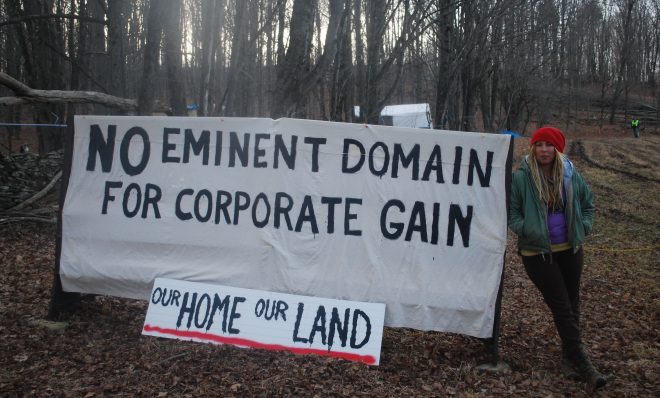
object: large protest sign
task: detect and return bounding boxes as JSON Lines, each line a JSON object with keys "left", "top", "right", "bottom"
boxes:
{"left": 60, "top": 116, "right": 512, "bottom": 338}
{"left": 143, "top": 278, "right": 386, "bottom": 365}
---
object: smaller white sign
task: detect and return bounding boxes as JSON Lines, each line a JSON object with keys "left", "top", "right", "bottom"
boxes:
{"left": 142, "top": 278, "right": 386, "bottom": 365}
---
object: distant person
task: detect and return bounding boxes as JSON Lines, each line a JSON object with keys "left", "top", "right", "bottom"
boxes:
{"left": 631, "top": 118, "right": 640, "bottom": 138}
{"left": 509, "top": 126, "right": 607, "bottom": 390}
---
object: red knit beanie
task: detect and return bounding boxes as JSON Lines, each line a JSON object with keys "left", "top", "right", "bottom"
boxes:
{"left": 530, "top": 126, "right": 565, "bottom": 153}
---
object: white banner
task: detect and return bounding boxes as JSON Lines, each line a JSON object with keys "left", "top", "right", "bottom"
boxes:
{"left": 143, "top": 278, "right": 386, "bottom": 365}
{"left": 61, "top": 116, "right": 511, "bottom": 338}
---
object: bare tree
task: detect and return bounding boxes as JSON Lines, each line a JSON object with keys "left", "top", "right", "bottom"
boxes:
{"left": 609, "top": 0, "right": 636, "bottom": 123}
{"left": 198, "top": 0, "right": 223, "bottom": 116}
{"left": 107, "top": 0, "right": 127, "bottom": 99}
{"left": 222, "top": 0, "right": 251, "bottom": 116}
{"left": 1, "top": 0, "right": 658, "bottom": 149}
{"left": 137, "top": 0, "right": 165, "bottom": 115}
{"left": 359, "top": 0, "right": 430, "bottom": 124}
{"left": 271, "top": 0, "right": 317, "bottom": 118}
{"left": 434, "top": 0, "right": 456, "bottom": 130}
{"left": 329, "top": 0, "right": 353, "bottom": 122}
{"left": 163, "top": 0, "right": 188, "bottom": 116}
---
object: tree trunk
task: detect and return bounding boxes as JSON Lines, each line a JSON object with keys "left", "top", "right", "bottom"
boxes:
{"left": 87, "top": 0, "right": 106, "bottom": 93}
{"left": 276, "top": 0, "right": 287, "bottom": 65}
{"left": 329, "top": 0, "right": 352, "bottom": 122}
{"left": 138, "top": 0, "right": 165, "bottom": 115}
{"left": 609, "top": 0, "right": 636, "bottom": 123}
{"left": 222, "top": 0, "right": 249, "bottom": 116}
{"left": 434, "top": 0, "right": 455, "bottom": 130}
{"left": 163, "top": 0, "right": 188, "bottom": 116}
{"left": 353, "top": 0, "right": 366, "bottom": 122}
{"left": 364, "top": 0, "right": 385, "bottom": 124}
{"left": 198, "top": 0, "right": 221, "bottom": 116}
{"left": 107, "top": 0, "right": 127, "bottom": 102}
{"left": 20, "top": 0, "right": 67, "bottom": 152}
{"left": 271, "top": 0, "right": 317, "bottom": 118}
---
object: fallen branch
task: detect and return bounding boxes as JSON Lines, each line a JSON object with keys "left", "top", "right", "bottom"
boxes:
{"left": 7, "top": 170, "right": 62, "bottom": 212}
{"left": 155, "top": 352, "right": 189, "bottom": 365}
{"left": 0, "top": 72, "right": 136, "bottom": 110}
{"left": 2, "top": 210, "right": 55, "bottom": 218}
{"left": 0, "top": 216, "right": 56, "bottom": 225}
{"left": 27, "top": 206, "right": 59, "bottom": 215}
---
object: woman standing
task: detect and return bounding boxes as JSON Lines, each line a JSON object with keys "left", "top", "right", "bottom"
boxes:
{"left": 509, "top": 126, "right": 607, "bottom": 389}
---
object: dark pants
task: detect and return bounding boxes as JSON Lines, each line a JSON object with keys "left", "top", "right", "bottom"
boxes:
{"left": 522, "top": 248, "right": 584, "bottom": 344}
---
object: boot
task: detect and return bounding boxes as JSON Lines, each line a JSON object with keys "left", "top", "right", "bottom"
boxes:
{"left": 564, "top": 342, "right": 607, "bottom": 390}
{"left": 561, "top": 345, "right": 580, "bottom": 380}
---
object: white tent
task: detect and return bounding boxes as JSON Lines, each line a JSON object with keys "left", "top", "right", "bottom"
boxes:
{"left": 379, "top": 103, "right": 433, "bottom": 129}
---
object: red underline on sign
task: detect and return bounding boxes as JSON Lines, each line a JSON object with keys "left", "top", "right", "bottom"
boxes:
{"left": 143, "top": 324, "right": 377, "bottom": 365}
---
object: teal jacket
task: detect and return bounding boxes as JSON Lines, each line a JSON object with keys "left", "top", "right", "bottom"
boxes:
{"left": 508, "top": 156, "right": 594, "bottom": 254}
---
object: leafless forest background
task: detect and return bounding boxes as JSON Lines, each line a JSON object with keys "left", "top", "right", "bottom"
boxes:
{"left": 0, "top": 0, "right": 659, "bottom": 154}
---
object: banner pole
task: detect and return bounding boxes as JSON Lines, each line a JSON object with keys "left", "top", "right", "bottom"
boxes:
{"left": 47, "top": 113, "right": 81, "bottom": 320}
{"left": 489, "top": 254, "right": 506, "bottom": 365}
{"left": 490, "top": 135, "right": 514, "bottom": 365}
{"left": 484, "top": 134, "right": 514, "bottom": 366}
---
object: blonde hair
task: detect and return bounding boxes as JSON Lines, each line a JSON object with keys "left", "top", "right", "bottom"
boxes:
{"left": 527, "top": 145, "right": 565, "bottom": 207}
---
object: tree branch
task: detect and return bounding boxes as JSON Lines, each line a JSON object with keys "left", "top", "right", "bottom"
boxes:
{"left": 7, "top": 170, "right": 62, "bottom": 212}
{"left": 0, "top": 216, "right": 56, "bottom": 225}
{"left": 0, "top": 72, "right": 137, "bottom": 110}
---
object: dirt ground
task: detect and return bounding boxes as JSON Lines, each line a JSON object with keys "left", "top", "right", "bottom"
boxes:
{"left": 0, "top": 126, "right": 658, "bottom": 397}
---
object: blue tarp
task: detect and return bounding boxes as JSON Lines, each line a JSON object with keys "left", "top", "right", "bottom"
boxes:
{"left": 500, "top": 130, "right": 524, "bottom": 138}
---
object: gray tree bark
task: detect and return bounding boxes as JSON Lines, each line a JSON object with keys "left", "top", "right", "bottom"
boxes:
{"left": 163, "top": 0, "right": 188, "bottom": 116}
{"left": 271, "top": 0, "right": 317, "bottom": 118}
{"left": 138, "top": 0, "right": 166, "bottom": 115}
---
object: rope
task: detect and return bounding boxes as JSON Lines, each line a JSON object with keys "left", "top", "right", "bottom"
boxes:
{"left": 586, "top": 244, "right": 660, "bottom": 253}
{"left": 0, "top": 123, "right": 68, "bottom": 128}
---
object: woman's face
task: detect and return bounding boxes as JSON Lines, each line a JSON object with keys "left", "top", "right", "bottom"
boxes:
{"left": 533, "top": 141, "right": 557, "bottom": 168}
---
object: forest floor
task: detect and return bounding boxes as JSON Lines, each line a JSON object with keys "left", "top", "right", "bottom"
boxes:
{"left": 0, "top": 125, "right": 658, "bottom": 397}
